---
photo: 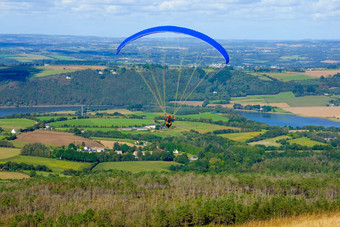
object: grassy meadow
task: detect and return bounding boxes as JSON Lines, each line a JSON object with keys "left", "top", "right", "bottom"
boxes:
{"left": 33, "top": 66, "right": 78, "bottom": 77}
{"left": 0, "top": 118, "right": 36, "bottom": 130}
{"left": 0, "top": 147, "right": 20, "bottom": 159}
{"left": 177, "top": 112, "right": 229, "bottom": 121}
{"left": 220, "top": 131, "right": 263, "bottom": 143}
{"left": 230, "top": 92, "right": 331, "bottom": 107}
{"left": 49, "top": 118, "right": 154, "bottom": 128}
{"left": 7, "top": 54, "right": 53, "bottom": 63}
{"left": 288, "top": 137, "right": 328, "bottom": 146}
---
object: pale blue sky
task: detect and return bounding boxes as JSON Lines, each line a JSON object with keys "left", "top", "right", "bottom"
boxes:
{"left": 1, "top": 0, "right": 339, "bottom": 40}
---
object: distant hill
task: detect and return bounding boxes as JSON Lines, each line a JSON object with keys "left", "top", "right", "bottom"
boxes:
{"left": 0, "top": 65, "right": 296, "bottom": 106}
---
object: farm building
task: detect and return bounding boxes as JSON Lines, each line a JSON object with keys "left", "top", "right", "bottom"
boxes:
{"left": 83, "top": 146, "right": 104, "bottom": 153}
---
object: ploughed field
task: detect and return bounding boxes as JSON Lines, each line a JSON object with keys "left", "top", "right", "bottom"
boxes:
{"left": 15, "top": 130, "right": 103, "bottom": 147}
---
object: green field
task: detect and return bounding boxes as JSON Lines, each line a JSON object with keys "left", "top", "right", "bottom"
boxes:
{"left": 50, "top": 118, "right": 154, "bottom": 128}
{"left": 0, "top": 156, "right": 93, "bottom": 174}
{"left": 0, "top": 118, "right": 36, "bottom": 130}
{"left": 10, "top": 140, "right": 33, "bottom": 149}
{"left": 93, "top": 161, "right": 177, "bottom": 173}
{"left": 230, "top": 92, "right": 330, "bottom": 107}
{"left": 177, "top": 112, "right": 229, "bottom": 121}
{"left": 7, "top": 54, "right": 53, "bottom": 63}
{"left": 127, "top": 112, "right": 162, "bottom": 118}
{"left": 0, "top": 148, "right": 20, "bottom": 159}
{"left": 33, "top": 66, "right": 78, "bottom": 77}
{"left": 231, "top": 92, "right": 295, "bottom": 104}
{"left": 288, "top": 137, "right": 327, "bottom": 147}
{"left": 285, "top": 96, "right": 330, "bottom": 107}
{"left": 220, "top": 131, "right": 263, "bottom": 143}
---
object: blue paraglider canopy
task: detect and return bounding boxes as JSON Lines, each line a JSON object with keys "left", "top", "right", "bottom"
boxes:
{"left": 116, "top": 25, "right": 229, "bottom": 64}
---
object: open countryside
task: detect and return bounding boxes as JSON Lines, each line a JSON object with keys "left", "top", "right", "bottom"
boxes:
{"left": 0, "top": 7, "right": 340, "bottom": 226}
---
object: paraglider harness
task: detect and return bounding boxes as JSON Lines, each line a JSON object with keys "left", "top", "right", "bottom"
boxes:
{"left": 165, "top": 115, "right": 175, "bottom": 128}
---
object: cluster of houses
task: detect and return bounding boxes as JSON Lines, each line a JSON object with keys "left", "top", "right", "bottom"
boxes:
{"left": 120, "top": 124, "right": 156, "bottom": 131}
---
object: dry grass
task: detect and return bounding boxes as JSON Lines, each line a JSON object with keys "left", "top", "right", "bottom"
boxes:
{"left": 283, "top": 106, "right": 340, "bottom": 119}
{"left": 236, "top": 212, "right": 340, "bottom": 227}
{"left": 0, "top": 171, "right": 29, "bottom": 179}
{"left": 304, "top": 70, "right": 340, "bottom": 78}
{"left": 207, "top": 104, "right": 234, "bottom": 108}
{"left": 0, "top": 148, "right": 20, "bottom": 159}
{"left": 44, "top": 65, "right": 107, "bottom": 70}
{"left": 169, "top": 101, "right": 204, "bottom": 106}
{"left": 15, "top": 130, "right": 103, "bottom": 147}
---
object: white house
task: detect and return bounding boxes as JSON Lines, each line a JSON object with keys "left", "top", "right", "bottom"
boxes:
{"left": 173, "top": 149, "right": 179, "bottom": 154}
{"left": 189, "top": 156, "right": 198, "bottom": 161}
{"left": 11, "top": 129, "right": 17, "bottom": 134}
{"left": 144, "top": 124, "right": 156, "bottom": 130}
{"left": 84, "top": 146, "right": 104, "bottom": 153}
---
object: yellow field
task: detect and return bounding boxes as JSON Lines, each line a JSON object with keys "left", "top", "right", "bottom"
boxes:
{"left": 283, "top": 106, "right": 340, "bottom": 119}
{"left": 220, "top": 131, "right": 263, "bottom": 143}
{"left": 237, "top": 212, "right": 340, "bottom": 227}
{"left": 0, "top": 148, "right": 20, "bottom": 159}
{"left": 0, "top": 171, "right": 29, "bottom": 179}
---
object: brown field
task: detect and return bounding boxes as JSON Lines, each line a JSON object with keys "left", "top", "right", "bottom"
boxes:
{"left": 0, "top": 171, "right": 29, "bottom": 179}
{"left": 238, "top": 212, "right": 340, "bottom": 227}
{"left": 16, "top": 130, "right": 103, "bottom": 147}
{"left": 99, "top": 140, "right": 139, "bottom": 149}
{"left": 169, "top": 101, "right": 204, "bottom": 106}
{"left": 207, "top": 103, "right": 234, "bottom": 108}
{"left": 45, "top": 65, "right": 107, "bottom": 70}
{"left": 304, "top": 70, "right": 340, "bottom": 78}
{"left": 283, "top": 106, "right": 340, "bottom": 119}
{"left": 320, "top": 60, "right": 340, "bottom": 64}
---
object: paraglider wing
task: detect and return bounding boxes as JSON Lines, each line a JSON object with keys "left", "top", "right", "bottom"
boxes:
{"left": 116, "top": 26, "right": 229, "bottom": 64}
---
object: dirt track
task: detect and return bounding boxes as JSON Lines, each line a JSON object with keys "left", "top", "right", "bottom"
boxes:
{"left": 16, "top": 130, "right": 103, "bottom": 147}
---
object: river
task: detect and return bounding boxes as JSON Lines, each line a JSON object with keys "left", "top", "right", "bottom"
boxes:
{"left": 238, "top": 111, "right": 340, "bottom": 128}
